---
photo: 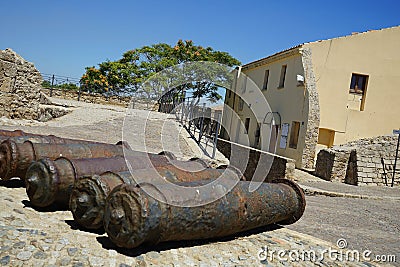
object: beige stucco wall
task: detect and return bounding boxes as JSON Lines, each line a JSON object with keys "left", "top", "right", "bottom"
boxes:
{"left": 304, "top": 26, "right": 400, "bottom": 144}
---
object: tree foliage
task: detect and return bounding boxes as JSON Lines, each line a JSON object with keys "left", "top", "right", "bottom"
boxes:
{"left": 80, "top": 40, "right": 241, "bottom": 100}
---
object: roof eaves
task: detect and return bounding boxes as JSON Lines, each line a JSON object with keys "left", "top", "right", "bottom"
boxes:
{"left": 242, "top": 44, "right": 302, "bottom": 70}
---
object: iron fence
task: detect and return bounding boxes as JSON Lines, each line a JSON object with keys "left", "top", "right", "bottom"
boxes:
{"left": 173, "top": 97, "right": 222, "bottom": 159}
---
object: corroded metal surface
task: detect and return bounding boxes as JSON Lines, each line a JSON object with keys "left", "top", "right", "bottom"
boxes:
{"left": 0, "top": 129, "right": 26, "bottom": 138}
{"left": 103, "top": 179, "right": 306, "bottom": 248}
{"left": 0, "top": 140, "right": 127, "bottom": 180}
{"left": 0, "top": 129, "right": 108, "bottom": 144}
{"left": 70, "top": 163, "right": 235, "bottom": 230}
{"left": 25, "top": 156, "right": 131, "bottom": 208}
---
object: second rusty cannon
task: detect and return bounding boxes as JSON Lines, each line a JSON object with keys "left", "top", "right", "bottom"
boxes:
{"left": 0, "top": 140, "right": 128, "bottom": 180}
{"left": 103, "top": 179, "right": 305, "bottom": 248}
{"left": 70, "top": 163, "right": 239, "bottom": 229}
{"left": 24, "top": 152, "right": 179, "bottom": 208}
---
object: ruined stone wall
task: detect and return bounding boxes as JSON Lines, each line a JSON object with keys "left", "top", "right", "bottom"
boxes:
{"left": 0, "top": 49, "right": 42, "bottom": 120}
{"left": 315, "top": 135, "right": 400, "bottom": 186}
{"left": 315, "top": 147, "right": 352, "bottom": 182}
{"left": 217, "top": 138, "right": 295, "bottom": 181}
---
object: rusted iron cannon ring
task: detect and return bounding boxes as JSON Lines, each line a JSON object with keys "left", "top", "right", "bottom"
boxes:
{"left": 25, "top": 158, "right": 60, "bottom": 207}
{"left": 70, "top": 174, "right": 121, "bottom": 230}
{"left": 0, "top": 140, "right": 19, "bottom": 180}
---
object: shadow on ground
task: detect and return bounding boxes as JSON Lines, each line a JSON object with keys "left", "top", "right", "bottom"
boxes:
{"left": 96, "top": 224, "right": 282, "bottom": 257}
{"left": 22, "top": 200, "right": 69, "bottom": 212}
{"left": 0, "top": 178, "right": 25, "bottom": 188}
{"left": 64, "top": 219, "right": 106, "bottom": 235}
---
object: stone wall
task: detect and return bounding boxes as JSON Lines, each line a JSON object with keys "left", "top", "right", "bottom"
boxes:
{"left": 41, "top": 88, "right": 158, "bottom": 110}
{"left": 0, "top": 49, "right": 42, "bottom": 119}
{"left": 315, "top": 135, "right": 400, "bottom": 186}
{"left": 217, "top": 138, "right": 295, "bottom": 181}
{"left": 300, "top": 47, "right": 321, "bottom": 169}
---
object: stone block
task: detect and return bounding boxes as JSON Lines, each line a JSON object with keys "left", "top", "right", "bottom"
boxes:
{"left": 367, "top": 173, "right": 378, "bottom": 178}
{"left": 362, "top": 177, "right": 373, "bottom": 183}
{"left": 372, "top": 157, "right": 382, "bottom": 164}
{"left": 366, "top": 162, "right": 375, "bottom": 168}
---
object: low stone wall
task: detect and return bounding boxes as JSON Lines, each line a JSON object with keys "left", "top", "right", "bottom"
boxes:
{"left": 41, "top": 88, "right": 158, "bottom": 110}
{"left": 315, "top": 135, "right": 400, "bottom": 186}
{"left": 0, "top": 49, "right": 42, "bottom": 120}
{"left": 216, "top": 138, "right": 295, "bottom": 181}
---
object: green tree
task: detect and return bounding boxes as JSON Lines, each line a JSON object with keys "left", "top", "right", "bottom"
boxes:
{"left": 41, "top": 80, "right": 51, "bottom": 88}
{"left": 80, "top": 40, "right": 241, "bottom": 99}
{"left": 57, "top": 83, "right": 79, "bottom": 91}
{"left": 80, "top": 67, "right": 109, "bottom": 94}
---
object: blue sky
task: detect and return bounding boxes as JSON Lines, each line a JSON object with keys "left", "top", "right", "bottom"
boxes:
{"left": 1, "top": 0, "right": 399, "bottom": 79}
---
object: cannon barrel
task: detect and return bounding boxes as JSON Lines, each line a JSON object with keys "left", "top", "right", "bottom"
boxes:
{"left": 103, "top": 179, "right": 305, "bottom": 248}
{"left": 0, "top": 140, "right": 127, "bottom": 180}
{"left": 70, "top": 163, "right": 237, "bottom": 230}
{"left": 25, "top": 156, "right": 130, "bottom": 208}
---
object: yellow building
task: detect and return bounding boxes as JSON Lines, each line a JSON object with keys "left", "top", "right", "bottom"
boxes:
{"left": 221, "top": 26, "right": 400, "bottom": 169}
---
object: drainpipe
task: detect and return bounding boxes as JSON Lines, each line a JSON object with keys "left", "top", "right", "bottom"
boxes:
{"left": 228, "top": 66, "right": 241, "bottom": 142}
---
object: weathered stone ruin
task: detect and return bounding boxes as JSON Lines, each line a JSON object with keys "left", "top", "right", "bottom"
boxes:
{"left": 315, "top": 135, "right": 400, "bottom": 186}
{"left": 0, "top": 48, "right": 42, "bottom": 120}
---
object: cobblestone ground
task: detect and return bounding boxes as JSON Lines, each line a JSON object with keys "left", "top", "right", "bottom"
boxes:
{"left": 0, "top": 185, "right": 388, "bottom": 267}
{"left": 0, "top": 98, "right": 397, "bottom": 266}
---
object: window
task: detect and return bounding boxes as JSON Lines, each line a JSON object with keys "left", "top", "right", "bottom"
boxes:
{"left": 349, "top": 73, "right": 369, "bottom": 111}
{"left": 244, "top": 118, "right": 250, "bottom": 134}
{"left": 254, "top": 123, "right": 261, "bottom": 148}
{"left": 289, "top": 121, "right": 300, "bottom": 149}
{"left": 238, "top": 98, "right": 244, "bottom": 111}
{"left": 349, "top": 73, "right": 368, "bottom": 94}
{"left": 263, "top": 70, "right": 269, "bottom": 90}
{"left": 278, "top": 65, "right": 287, "bottom": 88}
{"left": 317, "top": 128, "right": 335, "bottom": 148}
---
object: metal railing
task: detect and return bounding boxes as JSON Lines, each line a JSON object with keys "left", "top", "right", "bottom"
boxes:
{"left": 174, "top": 97, "right": 222, "bottom": 159}
{"left": 41, "top": 73, "right": 81, "bottom": 98}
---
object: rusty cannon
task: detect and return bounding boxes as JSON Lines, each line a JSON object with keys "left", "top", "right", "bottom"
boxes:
{"left": 70, "top": 163, "right": 238, "bottom": 230}
{"left": 103, "top": 179, "right": 305, "bottom": 248}
{"left": 0, "top": 140, "right": 128, "bottom": 180}
{"left": 24, "top": 152, "right": 179, "bottom": 208}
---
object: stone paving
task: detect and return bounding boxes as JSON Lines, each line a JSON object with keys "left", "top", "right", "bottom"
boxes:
{"left": 0, "top": 183, "right": 388, "bottom": 267}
